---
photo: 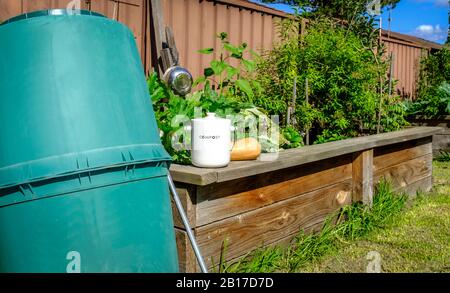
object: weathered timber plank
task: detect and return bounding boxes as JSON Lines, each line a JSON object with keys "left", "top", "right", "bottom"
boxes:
{"left": 196, "top": 156, "right": 352, "bottom": 226}
{"left": 175, "top": 227, "right": 197, "bottom": 273}
{"left": 171, "top": 184, "right": 196, "bottom": 228}
{"left": 352, "top": 149, "right": 374, "bottom": 205}
{"left": 170, "top": 164, "right": 217, "bottom": 185}
{"left": 373, "top": 154, "right": 432, "bottom": 190}
{"left": 373, "top": 138, "right": 432, "bottom": 171}
{"left": 170, "top": 127, "right": 442, "bottom": 186}
{"left": 196, "top": 181, "right": 352, "bottom": 266}
{"left": 394, "top": 176, "right": 432, "bottom": 197}
{"left": 432, "top": 135, "right": 450, "bottom": 154}
{"left": 208, "top": 221, "right": 324, "bottom": 272}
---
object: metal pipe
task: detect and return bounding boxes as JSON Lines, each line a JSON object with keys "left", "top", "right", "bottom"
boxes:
{"left": 167, "top": 173, "right": 209, "bottom": 273}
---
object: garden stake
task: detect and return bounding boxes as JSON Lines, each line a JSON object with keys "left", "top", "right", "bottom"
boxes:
{"left": 168, "top": 173, "right": 209, "bottom": 273}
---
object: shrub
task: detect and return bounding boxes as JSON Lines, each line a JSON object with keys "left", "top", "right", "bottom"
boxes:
{"left": 252, "top": 18, "right": 408, "bottom": 144}
{"left": 408, "top": 47, "right": 450, "bottom": 117}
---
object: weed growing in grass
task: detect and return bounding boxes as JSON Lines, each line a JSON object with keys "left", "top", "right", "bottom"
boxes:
{"left": 435, "top": 151, "right": 450, "bottom": 162}
{"left": 218, "top": 180, "right": 407, "bottom": 273}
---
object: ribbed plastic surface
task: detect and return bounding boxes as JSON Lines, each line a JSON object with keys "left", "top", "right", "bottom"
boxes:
{"left": 0, "top": 10, "right": 171, "bottom": 189}
{"left": 0, "top": 10, "right": 177, "bottom": 272}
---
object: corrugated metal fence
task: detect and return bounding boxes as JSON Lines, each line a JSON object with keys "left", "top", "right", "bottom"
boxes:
{"left": 0, "top": 0, "right": 440, "bottom": 98}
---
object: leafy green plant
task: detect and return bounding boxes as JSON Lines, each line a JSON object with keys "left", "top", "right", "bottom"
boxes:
{"left": 280, "top": 126, "right": 303, "bottom": 149}
{"left": 253, "top": 18, "right": 407, "bottom": 144}
{"left": 261, "top": 0, "right": 399, "bottom": 48}
{"left": 408, "top": 47, "right": 450, "bottom": 117}
{"left": 195, "top": 32, "right": 261, "bottom": 102}
{"left": 148, "top": 34, "right": 290, "bottom": 164}
{"left": 407, "top": 81, "right": 450, "bottom": 117}
{"left": 435, "top": 150, "right": 450, "bottom": 162}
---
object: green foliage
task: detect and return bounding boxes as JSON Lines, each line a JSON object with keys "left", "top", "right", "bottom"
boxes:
{"left": 253, "top": 18, "right": 407, "bottom": 144}
{"left": 435, "top": 150, "right": 450, "bottom": 162}
{"left": 280, "top": 126, "right": 303, "bottom": 148}
{"left": 408, "top": 47, "right": 450, "bottom": 117}
{"left": 148, "top": 34, "right": 285, "bottom": 164}
{"left": 261, "top": 0, "right": 399, "bottom": 20}
{"left": 250, "top": 19, "right": 300, "bottom": 118}
{"left": 418, "top": 46, "right": 450, "bottom": 92}
{"left": 261, "top": 0, "right": 399, "bottom": 48}
{"left": 220, "top": 180, "right": 407, "bottom": 272}
{"left": 407, "top": 81, "right": 450, "bottom": 117}
{"left": 148, "top": 71, "right": 250, "bottom": 164}
{"left": 195, "top": 32, "right": 261, "bottom": 102}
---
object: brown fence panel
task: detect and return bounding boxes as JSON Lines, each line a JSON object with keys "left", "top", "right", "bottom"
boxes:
{"left": 159, "top": 0, "right": 286, "bottom": 79}
{"left": 0, "top": 0, "right": 437, "bottom": 94}
{"left": 383, "top": 38, "right": 426, "bottom": 99}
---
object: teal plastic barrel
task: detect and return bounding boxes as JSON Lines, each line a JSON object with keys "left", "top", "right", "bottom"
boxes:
{"left": 0, "top": 10, "right": 178, "bottom": 272}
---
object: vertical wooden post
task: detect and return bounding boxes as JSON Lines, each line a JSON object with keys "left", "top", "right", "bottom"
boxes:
{"left": 150, "top": 0, "right": 166, "bottom": 76}
{"left": 352, "top": 149, "right": 374, "bottom": 206}
{"left": 300, "top": 18, "right": 307, "bottom": 43}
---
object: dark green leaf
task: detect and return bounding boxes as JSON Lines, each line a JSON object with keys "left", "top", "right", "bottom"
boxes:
{"left": 231, "top": 53, "right": 243, "bottom": 59}
{"left": 197, "top": 48, "right": 214, "bottom": 54}
{"left": 204, "top": 67, "right": 214, "bottom": 77}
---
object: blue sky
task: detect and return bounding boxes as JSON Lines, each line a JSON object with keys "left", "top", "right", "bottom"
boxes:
{"left": 251, "top": 0, "right": 449, "bottom": 44}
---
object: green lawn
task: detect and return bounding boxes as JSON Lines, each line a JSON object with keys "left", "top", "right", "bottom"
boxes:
{"left": 301, "top": 160, "right": 450, "bottom": 273}
{"left": 221, "top": 160, "right": 450, "bottom": 273}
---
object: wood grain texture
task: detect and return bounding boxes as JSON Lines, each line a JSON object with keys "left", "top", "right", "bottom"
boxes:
{"left": 170, "top": 127, "right": 441, "bottom": 186}
{"left": 171, "top": 184, "right": 196, "bottom": 228}
{"left": 150, "top": 0, "right": 166, "bottom": 75}
{"left": 170, "top": 164, "right": 217, "bottom": 185}
{"left": 394, "top": 176, "right": 432, "bottom": 197}
{"left": 207, "top": 221, "right": 324, "bottom": 272}
{"left": 196, "top": 155, "right": 352, "bottom": 226}
{"left": 196, "top": 181, "right": 352, "bottom": 266}
{"left": 409, "top": 116, "right": 449, "bottom": 132}
{"left": 352, "top": 149, "right": 374, "bottom": 205}
{"left": 374, "top": 154, "right": 432, "bottom": 190}
{"left": 175, "top": 228, "right": 197, "bottom": 273}
{"left": 432, "top": 135, "right": 450, "bottom": 154}
{"left": 373, "top": 138, "right": 431, "bottom": 171}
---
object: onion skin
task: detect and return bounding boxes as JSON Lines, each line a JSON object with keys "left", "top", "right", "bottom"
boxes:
{"left": 231, "top": 137, "right": 261, "bottom": 161}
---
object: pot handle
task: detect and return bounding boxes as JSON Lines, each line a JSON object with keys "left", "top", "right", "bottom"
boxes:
{"left": 230, "top": 126, "right": 236, "bottom": 151}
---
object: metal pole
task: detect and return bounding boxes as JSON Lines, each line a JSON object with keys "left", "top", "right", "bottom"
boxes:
{"left": 167, "top": 173, "right": 208, "bottom": 273}
{"left": 305, "top": 78, "right": 310, "bottom": 145}
{"left": 388, "top": 52, "right": 395, "bottom": 96}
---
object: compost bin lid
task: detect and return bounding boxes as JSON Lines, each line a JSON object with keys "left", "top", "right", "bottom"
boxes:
{"left": 1, "top": 9, "right": 105, "bottom": 26}
{"left": 0, "top": 10, "right": 171, "bottom": 190}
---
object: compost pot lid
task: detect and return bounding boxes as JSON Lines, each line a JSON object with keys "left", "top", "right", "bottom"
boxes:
{"left": 0, "top": 144, "right": 172, "bottom": 190}
{"left": 1, "top": 9, "right": 105, "bottom": 26}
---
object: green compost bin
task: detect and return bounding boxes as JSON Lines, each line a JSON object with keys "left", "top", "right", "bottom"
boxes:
{"left": 0, "top": 9, "right": 178, "bottom": 272}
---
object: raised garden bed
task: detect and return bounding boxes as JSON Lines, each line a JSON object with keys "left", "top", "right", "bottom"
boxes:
{"left": 409, "top": 115, "right": 450, "bottom": 156}
{"left": 169, "top": 127, "right": 442, "bottom": 272}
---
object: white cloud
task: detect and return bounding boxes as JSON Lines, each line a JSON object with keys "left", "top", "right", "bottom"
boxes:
{"left": 413, "top": 0, "right": 449, "bottom": 7}
{"left": 416, "top": 24, "right": 434, "bottom": 34}
{"left": 434, "top": 0, "right": 448, "bottom": 7}
{"left": 412, "top": 24, "right": 448, "bottom": 43}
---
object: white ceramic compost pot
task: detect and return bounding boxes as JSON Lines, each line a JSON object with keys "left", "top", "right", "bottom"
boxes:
{"left": 191, "top": 113, "right": 232, "bottom": 168}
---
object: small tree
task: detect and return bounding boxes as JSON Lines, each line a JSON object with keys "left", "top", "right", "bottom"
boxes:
{"left": 261, "top": 0, "right": 399, "bottom": 47}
